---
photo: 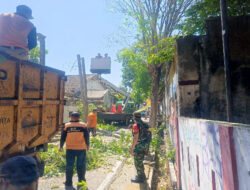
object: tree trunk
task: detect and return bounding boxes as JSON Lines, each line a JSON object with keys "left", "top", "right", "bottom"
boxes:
{"left": 149, "top": 65, "right": 161, "bottom": 128}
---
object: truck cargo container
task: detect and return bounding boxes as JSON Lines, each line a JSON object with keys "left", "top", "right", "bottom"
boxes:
{"left": 0, "top": 52, "right": 65, "bottom": 172}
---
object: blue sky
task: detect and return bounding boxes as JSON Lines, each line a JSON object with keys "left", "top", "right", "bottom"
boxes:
{"left": 1, "top": 0, "right": 131, "bottom": 86}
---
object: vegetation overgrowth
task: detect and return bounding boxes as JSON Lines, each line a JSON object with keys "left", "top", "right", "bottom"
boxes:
{"left": 98, "top": 123, "right": 118, "bottom": 132}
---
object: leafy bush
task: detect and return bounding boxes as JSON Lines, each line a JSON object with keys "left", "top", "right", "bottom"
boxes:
{"left": 168, "top": 148, "right": 175, "bottom": 163}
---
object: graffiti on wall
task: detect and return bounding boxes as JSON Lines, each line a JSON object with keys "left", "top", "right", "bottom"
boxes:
{"left": 179, "top": 118, "right": 223, "bottom": 190}
{"left": 234, "top": 127, "right": 250, "bottom": 189}
{"left": 179, "top": 117, "right": 250, "bottom": 190}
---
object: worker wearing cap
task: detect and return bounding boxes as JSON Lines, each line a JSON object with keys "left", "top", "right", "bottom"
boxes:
{"left": 0, "top": 5, "right": 37, "bottom": 60}
{"left": 60, "top": 112, "right": 89, "bottom": 188}
{"left": 0, "top": 155, "right": 39, "bottom": 190}
{"left": 87, "top": 109, "right": 98, "bottom": 137}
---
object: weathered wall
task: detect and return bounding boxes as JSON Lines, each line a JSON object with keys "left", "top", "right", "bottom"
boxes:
{"left": 87, "top": 80, "right": 105, "bottom": 91}
{"left": 176, "top": 36, "right": 200, "bottom": 118}
{"left": 174, "top": 16, "right": 250, "bottom": 124}
{"left": 204, "top": 16, "right": 250, "bottom": 124}
{"left": 63, "top": 105, "right": 78, "bottom": 123}
{"left": 178, "top": 117, "right": 250, "bottom": 190}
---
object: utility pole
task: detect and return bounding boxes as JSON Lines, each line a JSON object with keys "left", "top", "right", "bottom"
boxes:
{"left": 77, "top": 55, "right": 88, "bottom": 122}
{"left": 220, "top": 0, "right": 232, "bottom": 121}
{"left": 81, "top": 57, "right": 88, "bottom": 122}
{"left": 37, "top": 33, "right": 46, "bottom": 66}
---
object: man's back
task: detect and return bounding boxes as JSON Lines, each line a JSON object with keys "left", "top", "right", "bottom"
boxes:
{"left": 0, "top": 13, "right": 34, "bottom": 50}
{"left": 64, "top": 122, "right": 88, "bottom": 150}
{"left": 88, "top": 112, "right": 97, "bottom": 128}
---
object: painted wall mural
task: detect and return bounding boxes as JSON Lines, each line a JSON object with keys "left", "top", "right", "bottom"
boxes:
{"left": 178, "top": 117, "right": 250, "bottom": 190}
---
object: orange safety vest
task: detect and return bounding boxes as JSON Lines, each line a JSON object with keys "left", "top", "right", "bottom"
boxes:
{"left": 0, "top": 13, "right": 34, "bottom": 51}
{"left": 64, "top": 122, "right": 88, "bottom": 150}
{"left": 87, "top": 113, "right": 97, "bottom": 128}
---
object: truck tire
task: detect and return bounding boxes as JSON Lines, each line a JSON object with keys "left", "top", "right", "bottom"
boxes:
{"left": 125, "top": 117, "right": 130, "bottom": 126}
{"left": 33, "top": 154, "right": 45, "bottom": 177}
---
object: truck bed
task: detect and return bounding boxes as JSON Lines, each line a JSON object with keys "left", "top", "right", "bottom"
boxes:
{"left": 0, "top": 52, "right": 65, "bottom": 159}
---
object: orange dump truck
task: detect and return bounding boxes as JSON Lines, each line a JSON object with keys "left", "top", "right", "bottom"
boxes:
{"left": 0, "top": 52, "right": 65, "bottom": 174}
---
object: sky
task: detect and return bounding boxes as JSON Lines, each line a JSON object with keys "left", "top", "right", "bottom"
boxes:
{"left": 1, "top": 0, "right": 131, "bottom": 86}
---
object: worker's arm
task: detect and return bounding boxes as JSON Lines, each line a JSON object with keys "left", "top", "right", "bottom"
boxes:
{"left": 130, "top": 133, "right": 139, "bottom": 155}
{"left": 83, "top": 128, "right": 90, "bottom": 149}
{"left": 28, "top": 27, "right": 37, "bottom": 50}
{"left": 59, "top": 128, "right": 67, "bottom": 151}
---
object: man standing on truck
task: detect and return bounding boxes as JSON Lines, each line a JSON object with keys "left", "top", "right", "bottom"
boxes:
{"left": 0, "top": 156, "right": 39, "bottom": 190}
{"left": 60, "top": 112, "right": 89, "bottom": 189}
{"left": 87, "top": 109, "right": 98, "bottom": 137}
{"left": 0, "top": 5, "right": 37, "bottom": 60}
{"left": 130, "top": 112, "right": 152, "bottom": 183}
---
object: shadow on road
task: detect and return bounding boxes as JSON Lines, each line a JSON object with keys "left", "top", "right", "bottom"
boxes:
{"left": 140, "top": 181, "right": 151, "bottom": 190}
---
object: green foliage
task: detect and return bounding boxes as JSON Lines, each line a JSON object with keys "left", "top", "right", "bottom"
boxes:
{"left": 168, "top": 148, "right": 176, "bottom": 163}
{"left": 39, "top": 144, "right": 66, "bottom": 177}
{"left": 76, "top": 181, "right": 87, "bottom": 190}
{"left": 40, "top": 132, "right": 132, "bottom": 177}
{"left": 51, "top": 185, "right": 59, "bottom": 189}
{"left": 118, "top": 37, "right": 175, "bottom": 104}
{"left": 179, "top": 0, "right": 250, "bottom": 35}
{"left": 114, "top": 93, "right": 125, "bottom": 101}
{"left": 77, "top": 102, "right": 97, "bottom": 118}
{"left": 29, "top": 47, "right": 40, "bottom": 63}
{"left": 29, "top": 46, "right": 48, "bottom": 63}
{"left": 98, "top": 123, "right": 118, "bottom": 132}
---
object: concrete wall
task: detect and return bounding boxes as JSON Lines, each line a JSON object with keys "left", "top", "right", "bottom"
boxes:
{"left": 87, "top": 80, "right": 105, "bottom": 91}
{"left": 178, "top": 117, "right": 250, "bottom": 190}
{"left": 63, "top": 105, "right": 78, "bottom": 123}
{"left": 165, "top": 16, "right": 250, "bottom": 190}
{"left": 174, "top": 16, "right": 250, "bottom": 124}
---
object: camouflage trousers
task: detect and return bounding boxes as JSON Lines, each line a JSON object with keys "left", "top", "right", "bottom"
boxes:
{"left": 134, "top": 143, "right": 149, "bottom": 177}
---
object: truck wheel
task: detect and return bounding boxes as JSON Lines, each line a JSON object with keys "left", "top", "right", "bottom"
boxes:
{"left": 125, "top": 118, "right": 130, "bottom": 126}
{"left": 33, "top": 154, "right": 45, "bottom": 177}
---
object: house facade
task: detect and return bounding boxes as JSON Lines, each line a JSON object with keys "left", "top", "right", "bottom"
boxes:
{"left": 64, "top": 74, "right": 127, "bottom": 122}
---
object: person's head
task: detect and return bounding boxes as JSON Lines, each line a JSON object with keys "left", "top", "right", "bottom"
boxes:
{"left": 15, "top": 5, "right": 33, "bottom": 20}
{"left": 0, "top": 156, "right": 39, "bottom": 190}
{"left": 92, "top": 109, "right": 98, "bottom": 114}
{"left": 133, "top": 112, "right": 142, "bottom": 122}
{"left": 70, "top": 112, "right": 80, "bottom": 121}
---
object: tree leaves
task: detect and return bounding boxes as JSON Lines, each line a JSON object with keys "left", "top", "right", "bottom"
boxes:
{"left": 178, "top": 0, "right": 250, "bottom": 35}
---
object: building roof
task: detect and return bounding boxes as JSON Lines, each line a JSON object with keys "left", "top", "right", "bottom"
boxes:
{"left": 87, "top": 90, "right": 108, "bottom": 100}
{"left": 65, "top": 74, "right": 129, "bottom": 97}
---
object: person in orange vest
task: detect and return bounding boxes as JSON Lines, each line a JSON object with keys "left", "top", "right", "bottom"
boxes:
{"left": 0, "top": 5, "right": 37, "bottom": 60}
{"left": 60, "top": 112, "right": 89, "bottom": 189}
{"left": 87, "top": 109, "right": 98, "bottom": 137}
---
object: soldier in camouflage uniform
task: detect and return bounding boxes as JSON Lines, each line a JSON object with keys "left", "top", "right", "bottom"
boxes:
{"left": 130, "top": 112, "right": 151, "bottom": 183}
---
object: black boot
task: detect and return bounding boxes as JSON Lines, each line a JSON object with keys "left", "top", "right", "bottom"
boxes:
{"left": 131, "top": 175, "right": 146, "bottom": 183}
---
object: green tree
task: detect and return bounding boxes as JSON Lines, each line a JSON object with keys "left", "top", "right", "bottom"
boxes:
{"left": 179, "top": 0, "right": 250, "bottom": 35}
{"left": 113, "top": 0, "right": 193, "bottom": 127}
{"left": 118, "top": 45, "right": 152, "bottom": 104}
